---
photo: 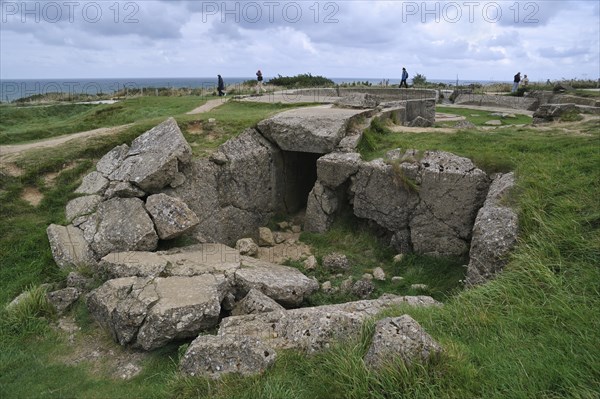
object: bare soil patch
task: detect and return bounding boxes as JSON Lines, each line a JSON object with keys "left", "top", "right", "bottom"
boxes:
{"left": 21, "top": 187, "right": 43, "bottom": 206}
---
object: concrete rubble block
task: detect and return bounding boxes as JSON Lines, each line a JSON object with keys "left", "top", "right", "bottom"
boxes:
{"left": 87, "top": 274, "right": 231, "bottom": 351}
{"left": 231, "top": 288, "right": 286, "bottom": 316}
{"left": 104, "top": 181, "right": 146, "bottom": 199}
{"left": 158, "top": 244, "right": 241, "bottom": 279}
{"left": 405, "top": 99, "right": 436, "bottom": 125}
{"left": 47, "top": 224, "right": 97, "bottom": 269}
{"left": 236, "top": 238, "right": 259, "bottom": 257}
{"left": 65, "top": 195, "right": 103, "bottom": 223}
{"left": 180, "top": 335, "right": 277, "bottom": 379}
{"left": 351, "top": 279, "right": 375, "bottom": 299}
{"left": 373, "top": 267, "right": 386, "bottom": 281}
{"left": 91, "top": 198, "right": 158, "bottom": 258}
{"left": 145, "top": 193, "right": 200, "bottom": 240}
{"left": 109, "top": 118, "right": 192, "bottom": 192}
{"left": 351, "top": 159, "right": 420, "bottom": 232}
{"left": 46, "top": 287, "right": 80, "bottom": 314}
{"left": 334, "top": 93, "right": 381, "bottom": 109}
{"left": 218, "top": 295, "right": 440, "bottom": 354}
{"left": 409, "top": 150, "right": 490, "bottom": 257}
{"left": 216, "top": 128, "right": 284, "bottom": 213}
{"left": 316, "top": 152, "right": 362, "bottom": 188}
{"left": 364, "top": 315, "right": 442, "bottom": 369}
{"left": 75, "top": 172, "right": 109, "bottom": 196}
{"left": 322, "top": 252, "right": 350, "bottom": 272}
{"left": 235, "top": 257, "right": 319, "bottom": 307}
{"left": 258, "top": 227, "right": 275, "bottom": 247}
{"left": 100, "top": 251, "right": 169, "bottom": 279}
{"left": 304, "top": 182, "right": 339, "bottom": 233}
{"left": 466, "top": 173, "right": 519, "bottom": 286}
{"left": 257, "top": 106, "right": 369, "bottom": 154}
{"left": 96, "top": 144, "right": 130, "bottom": 177}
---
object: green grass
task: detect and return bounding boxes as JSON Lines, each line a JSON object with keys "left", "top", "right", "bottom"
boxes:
{"left": 436, "top": 106, "right": 532, "bottom": 127}
{"left": 1, "top": 98, "right": 599, "bottom": 398}
{"left": 0, "top": 96, "right": 206, "bottom": 144}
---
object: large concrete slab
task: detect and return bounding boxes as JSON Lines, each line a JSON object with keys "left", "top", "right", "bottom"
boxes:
{"left": 257, "top": 105, "right": 370, "bottom": 154}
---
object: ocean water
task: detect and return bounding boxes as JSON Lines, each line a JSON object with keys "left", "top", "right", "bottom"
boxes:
{"left": 0, "top": 77, "right": 503, "bottom": 102}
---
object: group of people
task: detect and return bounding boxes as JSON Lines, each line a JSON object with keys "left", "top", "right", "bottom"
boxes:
{"left": 217, "top": 68, "right": 532, "bottom": 94}
{"left": 512, "top": 72, "right": 530, "bottom": 93}
{"left": 216, "top": 70, "right": 266, "bottom": 96}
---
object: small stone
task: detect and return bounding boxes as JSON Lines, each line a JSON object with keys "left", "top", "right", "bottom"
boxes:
{"left": 273, "top": 232, "right": 286, "bottom": 244}
{"left": 411, "top": 284, "right": 429, "bottom": 291}
{"left": 484, "top": 120, "right": 502, "bottom": 126}
{"left": 236, "top": 238, "right": 259, "bottom": 257}
{"left": 362, "top": 273, "right": 374, "bottom": 281}
{"left": 373, "top": 267, "right": 386, "bottom": 281}
{"left": 391, "top": 276, "right": 404, "bottom": 283}
{"left": 277, "top": 221, "right": 289, "bottom": 230}
{"left": 291, "top": 225, "right": 302, "bottom": 234}
{"left": 323, "top": 252, "right": 350, "bottom": 272}
{"left": 321, "top": 281, "right": 332, "bottom": 292}
{"left": 351, "top": 280, "right": 375, "bottom": 299}
{"left": 208, "top": 118, "right": 216, "bottom": 123}
{"left": 340, "top": 277, "right": 354, "bottom": 293}
{"left": 46, "top": 288, "right": 80, "bottom": 314}
{"left": 393, "top": 254, "right": 405, "bottom": 264}
{"left": 258, "top": 227, "right": 275, "bottom": 247}
{"left": 304, "top": 255, "right": 318, "bottom": 270}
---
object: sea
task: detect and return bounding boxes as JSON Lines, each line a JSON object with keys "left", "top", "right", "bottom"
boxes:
{"left": 0, "top": 77, "right": 505, "bottom": 103}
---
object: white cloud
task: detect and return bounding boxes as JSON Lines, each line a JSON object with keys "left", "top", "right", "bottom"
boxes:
{"left": 0, "top": 0, "right": 598, "bottom": 80}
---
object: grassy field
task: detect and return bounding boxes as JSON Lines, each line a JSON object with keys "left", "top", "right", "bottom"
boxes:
{"left": 1, "top": 98, "right": 599, "bottom": 398}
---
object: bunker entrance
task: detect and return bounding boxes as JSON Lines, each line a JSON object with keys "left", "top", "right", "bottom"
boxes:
{"left": 281, "top": 151, "right": 321, "bottom": 214}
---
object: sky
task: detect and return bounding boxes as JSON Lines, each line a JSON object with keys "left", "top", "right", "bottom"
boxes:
{"left": 1, "top": 0, "right": 599, "bottom": 81}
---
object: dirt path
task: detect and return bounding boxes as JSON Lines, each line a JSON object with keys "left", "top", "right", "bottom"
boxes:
{"left": 186, "top": 98, "right": 227, "bottom": 114}
{"left": 0, "top": 99, "right": 226, "bottom": 163}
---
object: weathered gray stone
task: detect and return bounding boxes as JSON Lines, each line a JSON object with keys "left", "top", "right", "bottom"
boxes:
{"left": 352, "top": 158, "right": 420, "bottom": 232}
{"left": 145, "top": 193, "right": 199, "bottom": 240}
{"left": 100, "top": 244, "right": 240, "bottom": 280}
{"left": 91, "top": 198, "right": 158, "bottom": 258}
{"left": 180, "top": 335, "right": 276, "bottom": 379}
{"left": 334, "top": 93, "right": 380, "bottom": 109}
{"left": 218, "top": 295, "right": 440, "bottom": 353}
{"left": 466, "top": 173, "right": 519, "bottom": 286}
{"left": 97, "top": 144, "right": 129, "bottom": 177}
{"left": 100, "top": 251, "right": 169, "bottom": 279}
{"left": 322, "top": 252, "right": 350, "bottom": 272}
{"left": 305, "top": 182, "right": 339, "bottom": 233}
{"left": 109, "top": 118, "right": 192, "bottom": 192}
{"left": 235, "top": 257, "right": 319, "bottom": 307}
{"left": 87, "top": 275, "right": 230, "bottom": 350}
{"left": 351, "top": 280, "right": 375, "bottom": 299}
{"left": 104, "top": 181, "right": 146, "bottom": 199}
{"left": 405, "top": 99, "right": 436, "bottom": 125}
{"left": 410, "top": 284, "right": 429, "bottom": 291}
{"left": 65, "top": 195, "right": 103, "bottom": 223}
{"left": 454, "top": 120, "right": 477, "bottom": 129}
{"left": 484, "top": 119, "right": 502, "bottom": 126}
{"left": 75, "top": 172, "right": 109, "bottom": 195}
{"left": 533, "top": 103, "right": 580, "bottom": 123}
{"left": 408, "top": 116, "right": 432, "bottom": 127}
{"left": 257, "top": 106, "right": 368, "bottom": 154}
{"left": 258, "top": 227, "right": 275, "bottom": 247}
{"left": 317, "top": 152, "right": 362, "bottom": 188}
{"left": 373, "top": 267, "right": 386, "bottom": 281}
{"left": 304, "top": 255, "right": 318, "bottom": 270}
{"left": 47, "top": 224, "right": 97, "bottom": 269}
{"left": 66, "top": 272, "right": 95, "bottom": 291}
{"left": 454, "top": 93, "right": 538, "bottom": 111}
{"left": 390, "top": 230, "right": 413, "bottom": 254}
{"left": 231, "top": 288, "right": 285, "bottom": 316}
{"left": 46, "top": 287, "right": 80, "bottom": 314}
{"left": 236, "top": 238, "right": 259, "bottom": 256}
{"left": 364, "top": 315, "right": 442, "bottom": 369}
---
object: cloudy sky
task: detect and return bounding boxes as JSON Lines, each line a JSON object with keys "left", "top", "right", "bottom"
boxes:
{"left": 1, "top": 0, "right": 598, "bottom": 82}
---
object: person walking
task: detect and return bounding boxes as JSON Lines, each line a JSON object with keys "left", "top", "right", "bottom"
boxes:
{"left": 512, "top": 72, "right": 521, "bottom": 93}
{"left": 256, "top": 69, "right": 266, "bottom": 94}
{"left": 217, "top": 75, "right": 225, "bottom": 96}
{"left": 400, "top": 67, "right": 409, "bottom": 88}
{"left": 522, "top": 74, "right": 529, "bottom": 87}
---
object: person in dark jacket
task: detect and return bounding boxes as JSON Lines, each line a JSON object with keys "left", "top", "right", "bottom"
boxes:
{"left": 512, "top": 72, "right": 521, "bottom": 93}
{"left": 400, "top": 67, "right": 409, "bottom": 88}
{"left": 217, "top": 75, "right": 225, "bottom": 96}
